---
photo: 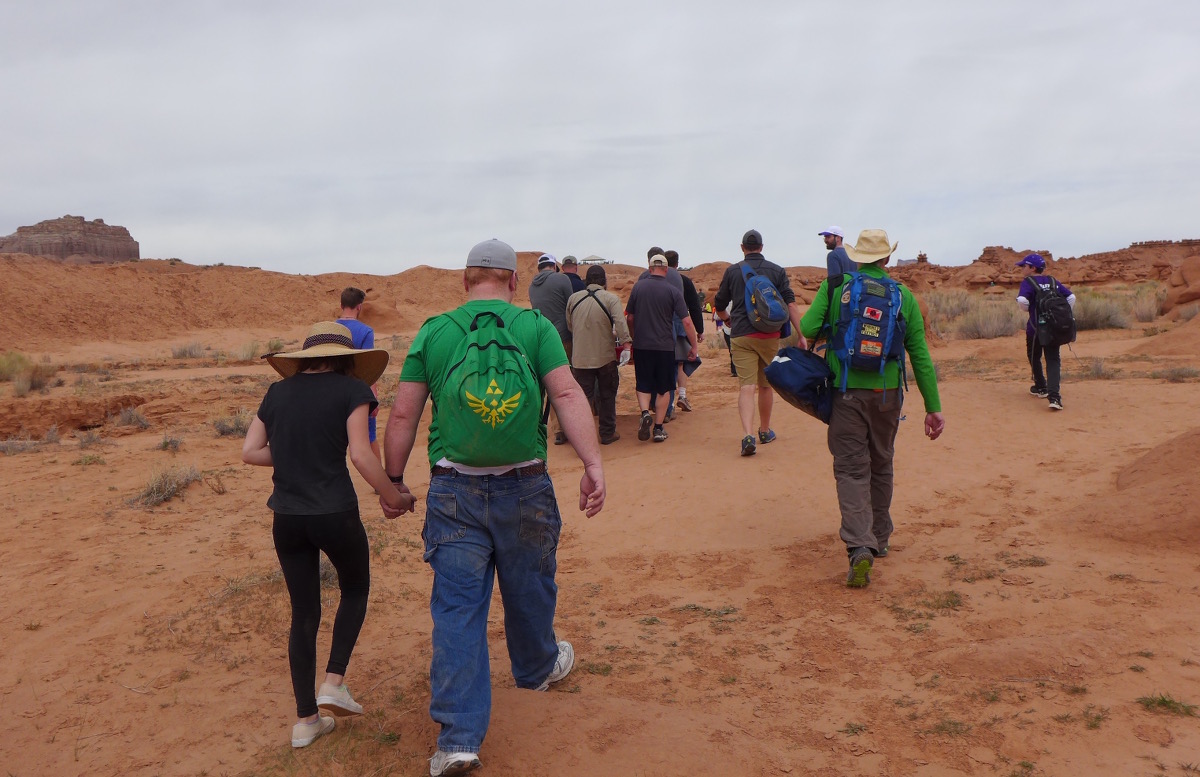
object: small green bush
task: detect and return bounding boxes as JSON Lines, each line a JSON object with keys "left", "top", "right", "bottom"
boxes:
{"left": 0, "top": 351, "right": 32, "bottom": 381}
{"left": 1073, "top": 293, "right": 1130, "bottom": 330}
{"left": 956, "top": 303, "right": 1023, "bottom": 339}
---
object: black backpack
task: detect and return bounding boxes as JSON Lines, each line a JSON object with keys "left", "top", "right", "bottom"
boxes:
{"left": 1031, "top": 275, "right": 1076, "bottom": 347}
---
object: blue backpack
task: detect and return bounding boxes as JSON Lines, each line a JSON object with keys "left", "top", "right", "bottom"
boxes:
{"left": 765, "top": 345, "right": 834, "bottom": 423}
{"left": 831, "top": 273, "right": 907, "bottom": 393}
{"left": 740, "top": 262, "right": 789, "bottom": 333}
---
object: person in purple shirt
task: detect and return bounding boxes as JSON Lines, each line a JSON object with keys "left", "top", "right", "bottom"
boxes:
{"left": 1015, "top": 254, "right": 1075, "bottom": 411}
{"left": 336, "top": 288, "right": 382, "bottom": 460}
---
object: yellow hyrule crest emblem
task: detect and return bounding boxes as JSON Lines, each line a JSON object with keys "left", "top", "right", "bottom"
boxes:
{"left": 465, "top": 379, "right": 522, "bottom": 428}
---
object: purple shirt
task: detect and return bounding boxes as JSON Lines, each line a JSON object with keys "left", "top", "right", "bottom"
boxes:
{"left": 1018, "top": 275, "right": 1072, "bottom": 336}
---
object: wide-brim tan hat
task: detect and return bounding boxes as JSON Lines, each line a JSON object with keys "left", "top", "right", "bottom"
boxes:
{"left": 265, "top": 321, "right": 389, "bottom": 385}
{"left": 845, "top": 229, "right": 898, "bottom": 264}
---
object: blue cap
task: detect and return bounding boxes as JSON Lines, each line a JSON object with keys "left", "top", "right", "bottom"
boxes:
{"left": 1016, "top": 253, "right": 1046, "bottom": 270}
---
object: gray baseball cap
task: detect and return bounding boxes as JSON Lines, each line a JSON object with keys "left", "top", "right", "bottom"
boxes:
{"left": 466, "top": 239, "right": 517, "bottom": 271}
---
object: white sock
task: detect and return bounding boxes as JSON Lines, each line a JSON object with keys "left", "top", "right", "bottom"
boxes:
{"left": 678, "top": 388, "right": 687, "bottom": 399}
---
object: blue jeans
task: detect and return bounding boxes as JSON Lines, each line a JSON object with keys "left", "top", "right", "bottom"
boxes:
{"left": 423, "top": 471, "right": 563, "bottom": 752}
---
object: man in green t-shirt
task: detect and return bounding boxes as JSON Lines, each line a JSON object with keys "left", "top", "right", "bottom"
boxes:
{"left": 800, "top": 229, "right": 946, "bottom": 589}
{"left": 380, "top": 238, "right": 605, "bottom": 777}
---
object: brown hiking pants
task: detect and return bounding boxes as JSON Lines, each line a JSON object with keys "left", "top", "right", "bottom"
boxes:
{"left": 828, "top": 388, "right": 903, "bottom": 554}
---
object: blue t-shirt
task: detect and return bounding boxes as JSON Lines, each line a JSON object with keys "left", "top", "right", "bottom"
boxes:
{"left": 336, "top": 317, "right": 374, "bottom": 350}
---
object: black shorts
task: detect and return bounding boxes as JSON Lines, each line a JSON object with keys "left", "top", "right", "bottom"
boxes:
{"left": 633, "top": 348, "right": 676, "bottom": 395}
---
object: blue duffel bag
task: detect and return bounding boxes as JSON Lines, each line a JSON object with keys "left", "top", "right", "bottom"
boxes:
{"left": 765, "top": 345, "right": 834, "bottom": 424}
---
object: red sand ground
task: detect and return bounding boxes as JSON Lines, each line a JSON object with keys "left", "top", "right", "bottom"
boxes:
{"left": 2, "top": 256, "right": 1199, "bottom": 776}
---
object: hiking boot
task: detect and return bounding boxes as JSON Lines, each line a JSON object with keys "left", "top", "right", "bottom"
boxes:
{"left": 554, "top": 431, "right": 568, "bottom": 445}
{"left": 291, "top": 715, "right": 335, "bottom": 748}
{"left": 758, "top": 428, "right": 777, "bottom": 445}
{"left": 536, "top": 640, "right": 575, "bottom": 691}
{"left": 740, "top": 435, "right": 756, "bottom": 456}
{"left": 677, "top": 396, "right": 693, "bottom": 412}
{"left": 1048, "top": 397, "right": 1063, "bottom": 411}
{"left": 876, "top": 544, "right": 889, "bottom": 558}
{"left": 652, "top": 425, "right": 668, "bottom": 442}
{"left": 1029, "top": 385, "right": 1049, "bottom": 398}
{"left": 316, "top": 682, "right": 363, "bottom": 717}
{"left": 429, "top": 750, "right": 482, "bottom": 777}
{"left": 600, "top": 432, "right": 620, "bottom": 445}
{"left": 846, "top": 549, "right": 873, "bottom": 588}
{"left": 638, "top": 411, "right": 653, "bottom": 441}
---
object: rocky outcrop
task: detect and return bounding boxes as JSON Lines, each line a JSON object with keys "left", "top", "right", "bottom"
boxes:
{"left": 0, "top": 215, "right": 139, "bottom": 263}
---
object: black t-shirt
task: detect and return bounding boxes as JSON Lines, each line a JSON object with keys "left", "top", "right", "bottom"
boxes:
{"left": 625, "top": 275, "right": 689, "bottom": 351}
{"left": 256, "top": 371, "right": 377, "bottom": 515}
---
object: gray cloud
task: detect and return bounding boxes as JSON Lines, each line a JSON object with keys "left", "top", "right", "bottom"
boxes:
{"left": 3, "top": 0, "right": 1197, "bottom": 272}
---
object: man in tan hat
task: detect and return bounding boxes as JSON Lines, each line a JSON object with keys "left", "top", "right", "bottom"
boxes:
{"left": 380, "top": 239, "right": 605, "bottom": 777}
{"left": 800, "top": 229, "right": 945, "bottom": 589}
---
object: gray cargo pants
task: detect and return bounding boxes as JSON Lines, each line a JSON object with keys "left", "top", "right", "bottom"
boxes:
{"left": 828, "top": 388, "right": 903, "bottom": 555}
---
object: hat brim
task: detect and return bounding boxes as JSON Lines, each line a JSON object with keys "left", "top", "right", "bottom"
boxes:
{"left": 266, "top": 345, "right": 389, "bottom": 386}
{"left": 845, "top": 241, "right": 899, "bottom": 264}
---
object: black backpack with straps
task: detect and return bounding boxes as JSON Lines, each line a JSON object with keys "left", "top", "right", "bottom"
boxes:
{"left": 1031, "top": 275, "right": 1076, "bottom": 347}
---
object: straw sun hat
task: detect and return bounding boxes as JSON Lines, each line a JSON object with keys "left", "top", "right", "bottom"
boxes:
{"left": 845, "top": 229, "right": 899, "bottom": 264}
{"left": 265, "top": 322, "right": 389, "bottom": 385}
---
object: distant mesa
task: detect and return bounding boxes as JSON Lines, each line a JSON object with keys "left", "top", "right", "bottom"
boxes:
{"left": 0, "top": 215, "right": 139, "bottom": 263}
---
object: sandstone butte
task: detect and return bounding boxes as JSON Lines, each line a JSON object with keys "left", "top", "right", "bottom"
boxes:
{"left": 0, "top": 214, "right": 140, "bottom": 263}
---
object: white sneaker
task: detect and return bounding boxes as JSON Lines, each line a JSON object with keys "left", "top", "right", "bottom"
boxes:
{"left": 536, "top": 640, "right": 574, "bottom": 691}
{"left": 291, "top": 715, "right": 335, "bottom": 748}
{"left": 429, "top": 750, "right": 481, "bottom": 777}
{"left": 316, "top": 682, "right": 363, "bottom": 716}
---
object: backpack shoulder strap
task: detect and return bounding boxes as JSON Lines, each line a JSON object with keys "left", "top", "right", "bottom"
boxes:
{"left": 584, "top": 289, "right": 615, "bottom": 328}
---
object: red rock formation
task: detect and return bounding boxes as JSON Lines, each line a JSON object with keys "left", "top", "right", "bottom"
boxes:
{"left": 0, "top": 215, "right": 139, "bottom": 263}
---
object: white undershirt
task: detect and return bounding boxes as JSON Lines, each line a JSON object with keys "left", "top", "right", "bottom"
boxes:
{"left": 434, "top": 457, "right": 543, "bottom": 476}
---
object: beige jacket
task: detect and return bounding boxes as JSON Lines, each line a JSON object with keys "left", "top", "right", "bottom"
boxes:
{"left": 565, "top": 284, "right": 631, "bottom": 369}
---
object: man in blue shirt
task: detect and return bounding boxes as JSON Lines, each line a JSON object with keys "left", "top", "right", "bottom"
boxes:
{"left": 337, "top": 287, "right": 381, "bottom": 461}
{"left": 820, "top": 226, "right": 856, "bottom": 279}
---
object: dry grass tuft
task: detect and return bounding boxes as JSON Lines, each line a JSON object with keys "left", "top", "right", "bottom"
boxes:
{"left": 213, "top": 408, "right": 253, "bottom": 437}
{"left": 956, "top": 301, "right": 1024, "bottom": 340}
{"left": 115, "top": 406, "right": 151, "bottom": 429}
{"left": 132, "top": 466, "right": 201, "bottom": 507}
{"left": 171, "top": 342, "right": 205, "bottom": 359}
{"left": 1073, "top": 292, "right": 1131, "bottom": 330}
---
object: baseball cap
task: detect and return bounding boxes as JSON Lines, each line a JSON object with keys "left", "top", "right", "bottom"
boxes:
{"left": 561, "top": 255, "right": 578, "bottom": 267}
{"left": 741, "top": 229, "right": 763, "bottom": 249}
{"left": 537, "top": 253, "right": 558, "bottom": 267}
{"left": 648, "top": 254, "right": 668, "bottom": 267}
{"left": 1015, "top": 253, "right": 1046, "bottom": 270}
{"left": 818, "top": 226, "right": 844, "bottom": 238}
{"left": 466, "top": 239, "right": 517, "bottom": 271}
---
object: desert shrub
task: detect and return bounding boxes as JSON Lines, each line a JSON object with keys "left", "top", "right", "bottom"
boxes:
{"left": 43, "top": 425, "right": 60, "bottom": 444}
{"left": 955, "top": 302, "right": 1023, "bottom": 339}
{"left": 116, "top": 406, "right": 151, "bottom": 429}
{"left": 1073, "top": 293, "right": 1130, "bottom": 330}
{"left": 1150, "top": 367, "right": 1199, "bottom": 383}
{"left": 239, "top": 341, "right": 262, "bottom": 361}
{"left": 73, "top": 454, "right": 106, "bottom": 466}
{"left": 171, "top": 342, "right": 205, "bottom": 359}
{"left": 0, "top": 436, "right": 39, "bottom": 455}
{"left": 77, "top": 430, "right": 104, "bottom": 448}
{"left": 0, "top": 351, "right": 32, "bottom": 381}
{"left": 213, "top": 408, "right": 253, "bottom": 437}
{"left": 267, "top": 338, "right": 285, "bottom": 352}
{"left": 132, "top": 466, "right": 201, "bottom": 507}
{"left": 159, "top": 434, "right": 183, "bottom": 452}
{"left": 1131, "top": 291, "right": 1159, "bottom": 323}
{"left": 1080, "top": 358, "right": 1119, "bottom": 380}
{"left": 924, "top": 289, "right": 974, "bottom": 320}
{"left": 1179, "top": 304, "right": 1199, "bottom": 322}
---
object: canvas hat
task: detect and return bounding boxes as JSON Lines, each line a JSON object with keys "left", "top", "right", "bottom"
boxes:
{"left": 741, "top": 229, "right": 763, "bottom": 249}
{"left": 561, "top": 255, "right": 578, "bottom": 267}
{"left": 537, "top": 253, "right": 558, "bottom": 268}
{"left": 466, "top": 238, "right": 517, "bottom": 271}
{"left": 844, "top": 229, "right": 898, "bottom": 264}
{"left": 648, "top": 254, "right": 668, "bottom": 267}
{"left": 265, "top": 322, "right": 389, "bottom": 385}
{"left": 818, "top": 226, "right": 844, "bottom": 238}
{"left": 1015, "top": 253, "right": 1046, "bottom": 270}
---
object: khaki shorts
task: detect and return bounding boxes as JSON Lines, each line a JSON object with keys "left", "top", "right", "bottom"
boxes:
{"left": 730, "top": 335, "right": 781, "bottom": 388}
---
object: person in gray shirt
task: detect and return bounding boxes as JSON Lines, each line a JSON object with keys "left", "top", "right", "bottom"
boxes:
{"left": 528, "top": 253, "right": 576, "bottom": 444}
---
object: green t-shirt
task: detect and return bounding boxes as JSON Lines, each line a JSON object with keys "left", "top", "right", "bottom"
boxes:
{"left": 399, "top": 299, "right": 569, "bottom": 468}
{"left": 799, "top": 265, "right": 942, "bottom": 413}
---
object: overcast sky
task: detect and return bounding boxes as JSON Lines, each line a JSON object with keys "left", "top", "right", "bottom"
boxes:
{"left": 2, "top": 1, "right": 1197, "bottom": 273}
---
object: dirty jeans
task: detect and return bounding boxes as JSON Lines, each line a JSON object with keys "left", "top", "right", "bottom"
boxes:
{"left": 423, "top": 471, "right": 562, "bottom": 753}
{"left": 827, "top": 389, "right": 903, "bottom": 555}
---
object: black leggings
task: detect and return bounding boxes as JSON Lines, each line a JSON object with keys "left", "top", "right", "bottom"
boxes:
{"left": 273, "top": 508, "right": 370, "bottom": 718}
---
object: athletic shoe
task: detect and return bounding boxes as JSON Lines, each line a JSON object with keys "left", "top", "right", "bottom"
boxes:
{"left": 741, "top": 435, "right": 756, "bottom": 457}
{"left": 600, "top": 432, "right": 620, "bottom": 445}
{"left": 638, "top": 412, "right": 653, "bottom": 441}
{"left": 429, "top": 750, "right": 481, "bottom": 777}
{"left": 316, "top": 683, "right": 363, "bottom": 717}
{"left": 846, "top": 549, "right": 873, "bottom": 588}
{"left": 758, "top": 428, "right": 777, "bottom": 445}
{"left": 876, "top": 544, "right": 889, "bottom": 558}
{"left": 536, "top": 640, "right": 575, "bottom": 691}
{"left": 1048, "top": 397, "right": 1063, "bottom": 411}
{"left": 291, "top": 715, "right": 335, "bottom": 748}
{"left": 653, "top": 425, "right": 668, "bottom": 442}
{"left": 677, "top": 396, "right": 693, "bottom": 412}
{"left": 1029, "top": 385, "right": 1049, "bottom": 398}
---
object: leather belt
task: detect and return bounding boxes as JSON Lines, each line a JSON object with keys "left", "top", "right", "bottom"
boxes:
{"left": 431, "top": 463, "right": 547, "bottom": 478}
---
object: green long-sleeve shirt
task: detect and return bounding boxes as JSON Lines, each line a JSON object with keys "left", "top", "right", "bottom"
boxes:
{"left": 800, "top": 265, "right": 942, "bottom": 413}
